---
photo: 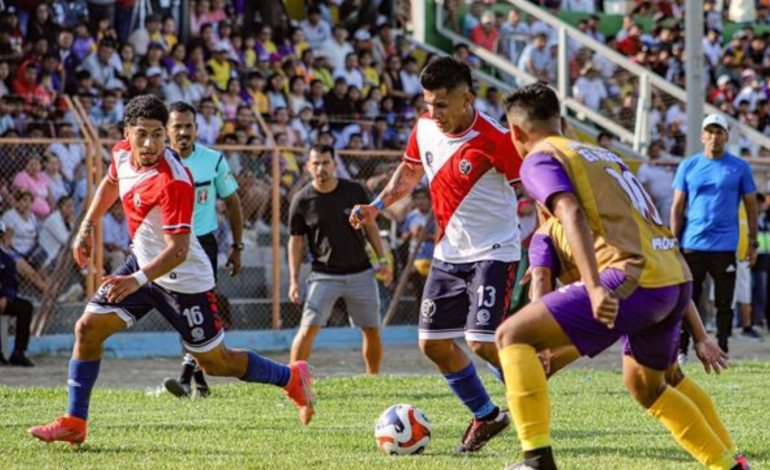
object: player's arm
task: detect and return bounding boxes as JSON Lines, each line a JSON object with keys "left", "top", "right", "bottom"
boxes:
{"left": 223, "top": 192, "right": 244, "bottom": 276}
{"left": 288, "top": 235, "right": 304, "bottom": 304}
{"left": 350, "top": 162, "right": 425, "bottom": 229}
{"left": 551, "top": 192, "right": 618, "bottom": 328}
{"left": 530, "top": 266, "right": 553, "bottom": 302}
{"left": 361, "top": 216, "right": 393, "bottom": 287}
{"left": 670, "top": 189, "right": 687, "bottom": 241}
{"left": 685, "top": 299, "right": 729, "bottom": 374}
{"left": 73, "top": 175, "right": 119, "bottom": 267}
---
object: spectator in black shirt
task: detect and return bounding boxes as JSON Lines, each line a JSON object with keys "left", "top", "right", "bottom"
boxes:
{"left": 0, "top": 222, "right": 34, "bottom": 367}
{"left": 288, "top": 144, "right": 392, "bottom": 375}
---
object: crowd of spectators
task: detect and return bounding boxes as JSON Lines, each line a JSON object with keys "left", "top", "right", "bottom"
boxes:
{"left": 0, "top": 0, "right": 429, "bottom": 301}
{"left": 450, "top": 0, "right": 770, "bottom": 158}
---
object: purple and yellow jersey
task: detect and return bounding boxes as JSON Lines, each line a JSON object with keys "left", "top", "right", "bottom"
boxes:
{"left": 529, "top": 218, "right": 581, "bottom": 285}
{"left": 521, "top": 136, "right": 691, "bottom": 297}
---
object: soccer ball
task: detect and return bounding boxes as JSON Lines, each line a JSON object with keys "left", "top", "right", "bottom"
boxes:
{"left": 374, "top": 404, "right": 431, "bottom": 455}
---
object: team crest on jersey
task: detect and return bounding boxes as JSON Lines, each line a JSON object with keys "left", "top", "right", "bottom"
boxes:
{"left": 476, "top": 309, "right": 490, "bottom": 326}
{"left": 133, "top": 193, "right": 142, "bottom": 207}
{"left": 459, "top": 159, "right": 472, "bottom": 175}
{"left": 191, "top": 327, "right": 204, "bottom": 340}
{"left": 425, "top": 151, "right": 434, "bottom": 166}
{"left": 421, "top": 299, "right": 436, "bottom": 321}
{"left": 198, "top": 189, "right": 209, "bottom": 204}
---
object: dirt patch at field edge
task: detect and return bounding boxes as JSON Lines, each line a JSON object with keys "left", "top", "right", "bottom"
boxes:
{"left": 0, "top": 336, "right": 768, "bottom": 389}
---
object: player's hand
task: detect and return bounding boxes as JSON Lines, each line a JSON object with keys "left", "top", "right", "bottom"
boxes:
{"left": 100, "top": 274, "right": 140, "bottom": 304}
{"left": 519, "top": 267, "right": 532, "bottom": 286}
{"left": 377, "top": 263, "right": 393, "bottom": 288}
{"left": 72, "top": 222, "right": 94, "bottom": 267}
{"left": 289, "top": 281, "right": 302, "bottom": 304}
{"left": 695, "top": 338, "right": 729, "bottom": 375}
{"left": 226, "top": 249, "right": 242, "bottom": 277}
{"left": 350, "top": 204, "right": 379, "bottom": 229}
{"left": 588, "top": 285, "right": 618, "bottom": 329}
{"left": 747, "top": 245, "right": 758, "bottom": 267}
{"left": 538, "top": 349, "right": 554, "bottom": 375}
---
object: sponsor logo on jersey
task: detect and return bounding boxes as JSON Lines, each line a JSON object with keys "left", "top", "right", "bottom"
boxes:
{"left": 459, "top": 159, "right": 472, "bottom": 175}
{"left": 191, "top": 327, "right": 205, "bottom": 340}
{"left": 651, "top": 237, "right": 678, "bottom": 251}
{"left": 133, "top": 193, "right": 142, "bottom": 207}
{"left": 425, "top": 151, "right": 434, "bottom": 166}
{"left": 198, "top": 189, "right": 209, "bottom": 204}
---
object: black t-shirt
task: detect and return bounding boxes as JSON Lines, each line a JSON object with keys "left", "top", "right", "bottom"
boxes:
{"left": 289, "top": 179, "right": 372, "bottom": 275}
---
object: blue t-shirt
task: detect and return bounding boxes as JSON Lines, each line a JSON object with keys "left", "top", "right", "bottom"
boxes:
{"left": 181, "top": 144, "right": 238, "bottom": 237}
{"left": 673, "top": 152, "right": 755, "bottom": 251}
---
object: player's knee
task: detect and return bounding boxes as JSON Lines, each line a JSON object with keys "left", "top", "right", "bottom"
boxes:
{"left": 495, "top": 320, "right": 519, "bottom": 349}
{"left": 664, "top": 365, "right": 685, "bottom": 387}
{"left": 624, "top": 374, "right": 667, "bottom": 408}
{"left": 74, "top": 316, "right": 98, "bottom": 342}
{"left": 419, "top": 339, "right": 450, "bottom": 362}
{"left": 467, "top": 340, "right": 495, "bottom": 360}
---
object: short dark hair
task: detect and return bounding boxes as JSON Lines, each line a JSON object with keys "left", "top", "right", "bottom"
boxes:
{"left": 310, "top": 143, "right": 335, "bottom": 159}
{"left": 168, "top": 101, "right": 197, "bottom": 120}
{"left": 503, "top": 83, "right": 560, "bottom": 124}
{"left": 597, "top": 131, "right": 613, "bottom": 141}
{"left": 124, "top": 94, "right": 169, "bottom": 127}
{"left": 420, "top": 56, "right": 473, "bottom": 92}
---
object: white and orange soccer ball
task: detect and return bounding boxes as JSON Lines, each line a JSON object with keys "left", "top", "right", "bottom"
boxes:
{"left": 374, "top": 404, "right": 432, "bottom": 455}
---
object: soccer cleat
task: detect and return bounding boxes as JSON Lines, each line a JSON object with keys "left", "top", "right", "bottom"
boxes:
{"left": 9, "top": 351, "right": 34, "bottom": 367}
{"left": 29, "top": 416, "right": 87, "bottom": 444}
{"left": 195, "top": 386, "right": 211, "bottom": 398}
{"left": 283, "top": 361, "right": 316, "bottom": 425}
{"left": 163, "top": 377, "right": 191, "bottom": 398}
{"left": 740, "top": 328, "right": 763, "bottom": 341}
{"left": 733, "top": 453, "right": 751, "bottom": 469}
{"left": 457, "top": 408, "right": 511, "bottom": 453}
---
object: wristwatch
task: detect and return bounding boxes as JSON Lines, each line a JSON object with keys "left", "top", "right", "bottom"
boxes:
{"left": 750, "top": 240, "right": 760, "bottom": 248}
{"left": 231, "top": 242, "right": 245, "bottom": 251}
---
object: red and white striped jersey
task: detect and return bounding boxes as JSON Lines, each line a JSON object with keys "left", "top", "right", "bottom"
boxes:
{"left": 403, "top": 111, "right": 522, "bottom": 263}
{"left": 109, "top": 140, "right": 215, "bottom": 293}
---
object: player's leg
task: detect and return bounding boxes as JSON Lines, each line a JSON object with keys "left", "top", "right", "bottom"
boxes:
{"left": 30, "top": 255, "right": 154, "bottom": 443}
{"left": 290, "top": 272, "right": 340, "bottom": 362}
{"left": 419, "top": 260, "right": 507, "bottom": 453}
{"left": 342, "top": 269, "right": 382, "bottom": 375}
{"left": 625, "top": 281, "right": 743, "bottom": 469}
{"left": 466, "top": 260, "right": 518, "bottom": 370}
{"left": 624, "top": 355, "right": 736, "bottom": 469}
{"left": 159, "top": 288, "right": 316, "bottom": 425}
{"left": 664, "top": 364, "right": 737, "bottom": 455}
{"left": 710, "top": 252, "right": 738, "bottom": 353}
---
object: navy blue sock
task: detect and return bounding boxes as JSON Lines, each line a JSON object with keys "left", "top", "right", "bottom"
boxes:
{"left": 444, "top": 362, "right": 496, "bottom": 419}
{"left": 487, "top": 362, "right": 506, "bottom": 384}
{"left": 239, "top": 351, "right": 291, "bottom": 387}
{"left": 66, "top": 359, "right": 101, "bottom": 420}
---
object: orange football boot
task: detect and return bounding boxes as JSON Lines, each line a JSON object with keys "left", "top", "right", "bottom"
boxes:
{"left": 29, "top": 416, "right": 87, "bottom": 445}
{"left": 283, "top": 361, "right": 316, "bottom": 425}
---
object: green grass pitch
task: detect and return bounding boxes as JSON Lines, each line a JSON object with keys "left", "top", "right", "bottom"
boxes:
{"left": 1, "top": 364, "right": 769, "bottom": 469}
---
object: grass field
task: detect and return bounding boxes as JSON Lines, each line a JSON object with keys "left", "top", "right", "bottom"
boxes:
{"left": 1, "top": 364, "right": 769, "bottom": 470}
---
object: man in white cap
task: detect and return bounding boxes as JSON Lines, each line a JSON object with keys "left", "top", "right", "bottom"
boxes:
{"left": 163, "top": 65, "right": 191, "bottom": 105}
{"left": 671, "top": 114, "right": 758, "bottom": 360}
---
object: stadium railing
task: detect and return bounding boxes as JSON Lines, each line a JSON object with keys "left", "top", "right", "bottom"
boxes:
{"left": 431, "top": 0, "right": 770, "bottom": 158}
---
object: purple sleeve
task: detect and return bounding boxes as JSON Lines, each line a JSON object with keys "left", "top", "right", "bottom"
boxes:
{"left": 529, "top": 233, "right": 558, "bottom": 273}
{"left": 521, "top": 152, "right": 575, "bottom": 208}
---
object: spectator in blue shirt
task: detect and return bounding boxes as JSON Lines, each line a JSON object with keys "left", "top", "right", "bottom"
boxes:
{"left": 671, "top": 114, "right": 758, "bottom": 357}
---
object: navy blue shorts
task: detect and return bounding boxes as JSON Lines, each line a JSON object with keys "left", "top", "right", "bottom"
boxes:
{"left": 419, "top": 259, "right": 517, "bottom": 342}
{"left": 85, "top": 254, "right": 225, "bottom": 353}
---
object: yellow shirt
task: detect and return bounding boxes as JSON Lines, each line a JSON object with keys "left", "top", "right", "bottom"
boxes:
{"left": 529, "top": 136, "right": 691, "bottom": 295}
{"left": 206, "top": 58, "right": 232, "bottom": 91}
{"left": 738, "top": 203, "right": 748, "bottom": 260}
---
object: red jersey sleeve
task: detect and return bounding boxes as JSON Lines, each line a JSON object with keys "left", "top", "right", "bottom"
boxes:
{"left": 160, "top": 177, "right": 194, "bottom": 234}
{"left": 108, "top": 141, "right": 129, "bottom": 182}
{"left": 490, "top": 134, "right": 522, "bottom": 185}
{"left": 403, "top": 126, "right": 422, "bottom": 165}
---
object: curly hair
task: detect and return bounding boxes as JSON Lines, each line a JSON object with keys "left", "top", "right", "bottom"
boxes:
{"left": 419, "top": 56, "right": 473, "bottom": 92}
{"left": 123, "top": 94, "right": 169, "bottom": 127}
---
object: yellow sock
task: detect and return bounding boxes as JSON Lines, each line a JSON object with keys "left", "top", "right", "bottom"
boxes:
{"left": 648, "top": 385, "right": 735, "bottom": 470}
{"left": 499, "top": 344, "right": 551, "bottom": 451}
{"left": 676, "top": 376, "right": 736, "bottom": 453}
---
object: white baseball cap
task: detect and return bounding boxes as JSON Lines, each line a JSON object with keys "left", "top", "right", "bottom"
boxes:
{"left": 702, "top": 114, "right": 729, "bottom": 132}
